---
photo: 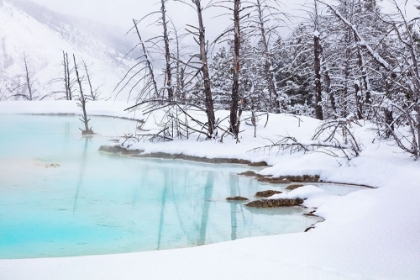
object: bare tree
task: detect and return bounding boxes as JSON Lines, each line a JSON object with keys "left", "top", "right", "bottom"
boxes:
{"left": 230, "top": 0, "right": 242, "bottom": 140}
{"left": 250, "top": 0, "right": 284, "bottom": 113}
{"left": 9, "top": 54, "right": 39, "bottom": 100}
{"left": 190, "top": 0, "right": 216, "bottom": 137}
{"left": 82, "top": 60, "right": 101, "bottom": 101}
{"left": 63, "top": 51, "right": 73, "bottom": 100}
{"left": 23, "top": 54, "right": 35, "bottom": 101}
{"left": 161, "top": 0, "right": 174, "bottom": 100}
{"left": 323, "top": 62, "right": 336, "bottom": 116}
{"left": 313, "top": 0, "right": 324, "bottom": 120}
{"left": 48, "top": 51, "right": 76, "bottom": 100}
{"left": 171, "top": 22, "right": 184, "bottom": 100}
{"left": 73, "top": 54, "right": 93, "bottom": 135}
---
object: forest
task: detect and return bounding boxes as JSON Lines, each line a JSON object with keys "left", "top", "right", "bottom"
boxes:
{"left": 113, "top": 0, "right": 420, "bottom": 160}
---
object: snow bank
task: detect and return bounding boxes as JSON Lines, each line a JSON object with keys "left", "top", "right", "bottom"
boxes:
{"left": 269, "top": 185, "right": 334, "bottom": 209}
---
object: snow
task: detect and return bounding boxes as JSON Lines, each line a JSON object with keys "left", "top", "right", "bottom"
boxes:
{"left": 0, "top": 0, "right": 135, "bottom": 101}
{"left": 319, "top": 0, "right": 393, "bottom": 71}
{"left": 271, "top": 185, "right": 325, "bottom": 198}
{"left": 1, "top": 102, "right": 420, "bottom": 279}
{"left": 267, "top": 185, "right": 335, "bottom": 209}
{"left": 0, "top": 101, "right": 143, "bottom": 120}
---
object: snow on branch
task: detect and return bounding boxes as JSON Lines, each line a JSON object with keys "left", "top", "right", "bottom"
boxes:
{"left": 316, "top": 0, "right": 393, "bottom": 72}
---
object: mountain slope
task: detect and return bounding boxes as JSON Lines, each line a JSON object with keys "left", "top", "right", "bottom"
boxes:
{"left": 0, "top": 0, "right": 137, "bottom": 101}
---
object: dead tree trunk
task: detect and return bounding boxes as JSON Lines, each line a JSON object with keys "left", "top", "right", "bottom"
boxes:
{"left": 63, "top": 51, "right": 70, "bottom": 100}
{"left": 192, "top": 0, "right": 216, "bottom": 137}
{"left": 323, "top": 64, "right": 336, "bottom": 116}
{"left": 354, "top": 82, "right": 363, "bottom": 119}
{"left": 133, "top": 19, "right": 159, "bottom": 99}
{"left": 73, "top": 54, "right": 93, "bottom": 135}
{"left": 65, "top": 53, "right": 72, "bottom": 100}
{"left": 23, "top": 54, "right": 34, "bottom": 101}
{"left": 160, "top": 0, "right": 173, "bottom": 100}
{"left": 173, "top": 24, "right": 182, "bottom": 100}
{"left": 354, "top": 33, "right": 371, "bottom": 106}
{"left": 313, "top": 0, "right": 324, "bottom": 120}
{"left": 383, "top": 76, "right": 394, "bottom": 138}
{"left": 82, "top": 60, "right": 97, "bottom": 101}
{"left": 230, "top": 0, "right": 241, "bottom": 139}
{"left": 313, "top": 34, "right": 324, "bottom": 120}
{"left": 343, "top": 29, "right": 352, "bottom": 117}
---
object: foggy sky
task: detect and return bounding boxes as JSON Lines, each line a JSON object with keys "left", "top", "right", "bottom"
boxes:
{"left": 31, "top": 0, "right": 192, "bottom": 31}
{"left": 30, "top": 0, "right": 308, "bottom": 38}
{"left": 30, "top": 0, "right": 418, "bottom": 40}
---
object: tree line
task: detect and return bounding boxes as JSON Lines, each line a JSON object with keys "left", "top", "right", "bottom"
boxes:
{"left": 119, "top": 0, "right": 420, "bottom": 159}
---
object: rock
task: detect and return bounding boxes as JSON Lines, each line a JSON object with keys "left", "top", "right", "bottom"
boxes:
{"left": 286, "top": 184, "right": 305, "bottom": 190}
{"left": 304, "top": 226, "right": 315, "bottom": 232}
{"left": 45, "top": 163, "right": 60, "bottom": 168}
{"left": 238, "top": 171, "right": 259, "bottom": 177}
{"left": 81, "top": 130, "right": 95, "bottom": 136}
{"left": 99, "top": 145, "right": 125, "bottom": 153}
{"left": 280, "top": 178, "right": 292, "bottom": 184}
{"left": 226, "top": 196, "right": 249, "bottom": 201}
{"left": 304, "top": 210, "right": 317, "bottom": 217}
{"left": 256, "top": 177, "right": 284, "bottom": 184}
{"left": 283, "top": 175, "right": 319, "bottom": 182}
{"left": 99, "top": 145, "right": 142, "bottom": 156}
{"left": 134, "top": 153, "right": 254, "bottom": 165}
{"left": 256, "top": 175, "right": 320, "bottom": 184}
{"left": 248, "top": 161, "right": 268, "bottom": 167}
{"left": 255, "top": 190, "right": 282, "bottom": 198}
{"left": 303, "top": 175, "right": 320, "bottom": 182}
{"left": 245, "top": 198, "right": 304, "bottom": 208}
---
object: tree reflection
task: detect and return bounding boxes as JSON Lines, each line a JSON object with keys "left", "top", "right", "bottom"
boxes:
{"left": 229, "top": 173, "right": 238, "bottom": 241}
{"left": 73, "top": 137, "right": 89, "bottom": 214}
{"left": 198, "top": 171, "right": 214, "bottom": 245}
{"left": 157, "top": 167, "right": 169, "bottom": 250}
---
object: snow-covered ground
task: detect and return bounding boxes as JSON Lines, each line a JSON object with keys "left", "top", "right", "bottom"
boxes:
{"left": 0, "top": 101, "right": 419, "bottom": 280}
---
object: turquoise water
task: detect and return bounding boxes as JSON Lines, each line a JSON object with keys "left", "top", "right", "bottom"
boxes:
{"left": 0, "top": 115, "right": 316, "bottom": 259}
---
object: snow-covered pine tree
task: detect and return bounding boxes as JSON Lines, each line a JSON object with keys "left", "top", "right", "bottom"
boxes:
{"left": 210, "top": 46, "right": 232, "bottom": 110}
{"left": 271, "top": 25, "right": 314, "bottom": 116}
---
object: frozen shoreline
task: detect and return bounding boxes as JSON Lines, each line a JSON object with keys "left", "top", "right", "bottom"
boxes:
{"left": 0, "top": 101, "right": 419, "bottom": 279}
{"left": 0, "top": 101, "right": 143, "bottom": 121}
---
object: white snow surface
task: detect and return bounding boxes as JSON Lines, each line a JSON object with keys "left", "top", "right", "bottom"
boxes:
{"left": 0, "top": 0, "right": 135, "bottom": 101}
{"left": 1, "top": 102, "right": 420, "bottom": 280}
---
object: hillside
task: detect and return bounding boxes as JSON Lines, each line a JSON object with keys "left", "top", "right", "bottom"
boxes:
{"left": 0, "top": 0, "right": 138, "bottom": 101}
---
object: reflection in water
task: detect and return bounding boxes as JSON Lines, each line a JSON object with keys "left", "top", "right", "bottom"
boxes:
{"left": 64, "top": 122, "right": 70, "bottom": 150}
{"left": 171, "top": 168, "right": 196, "bottom": 245}
{"left": 73, "top": 138, "right": 90, "bottom": 214}
{"left": 229, "top": 174, "right": 238, "bottom": 241}
{"left": 0, "top": 115, "right": 319, "bottom": 259}
{"left": 157, "top": 169, "right": 169, "bottom": 250}
{"left": 198, "top": 172, "right": 214, "bottom": 245}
